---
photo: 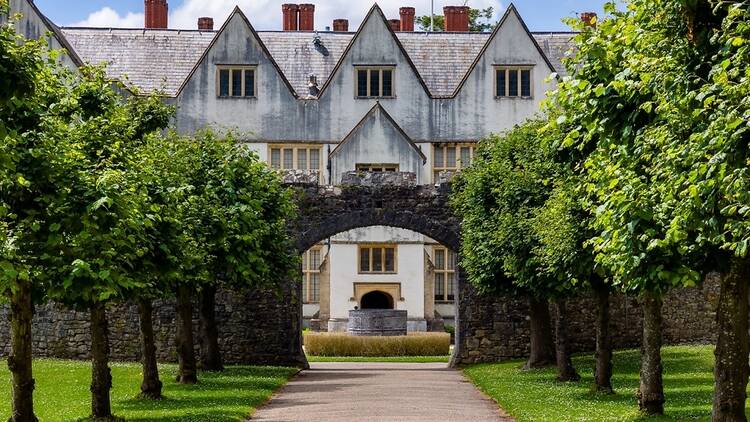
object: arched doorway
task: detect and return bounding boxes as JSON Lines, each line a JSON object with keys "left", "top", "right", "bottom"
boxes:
{"left": 360, "top": 291, "right": 394, "bottom": 309}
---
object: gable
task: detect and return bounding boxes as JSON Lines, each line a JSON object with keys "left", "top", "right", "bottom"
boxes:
{"left": 8, "top": 0, "right": 82, "bottom": 70}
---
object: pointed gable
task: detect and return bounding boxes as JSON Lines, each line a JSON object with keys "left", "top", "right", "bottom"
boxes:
{"left": 316, "top": 4, "right": 432, "bottom": 99}
{"left": 8, "top": 0, "right": 82, "bottom": 70}
{"left": 330, "top": 103, "right": 427, "bottom": 184}
{"left": 177, "top": 7, "right": 297, "bottom": 99}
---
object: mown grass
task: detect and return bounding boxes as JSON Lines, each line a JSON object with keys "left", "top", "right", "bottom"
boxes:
{"left": 304, "top": 332, "right": 450, "bottom": 357}
{"left": 0, "top": 359, "right": 298, "bottom": 422}
{"left": 464, "top": 345, "right": 744, "bottom": 422}
{"left": 306, "top": 355, "right": 451, "bottom": 363}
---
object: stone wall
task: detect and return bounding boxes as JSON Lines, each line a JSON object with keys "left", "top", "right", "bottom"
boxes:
{"left": 0, "top": 285, "right": 306, "bottom": 367}
{"left": 455, "top": 275, "right": 721, "bottom": 364}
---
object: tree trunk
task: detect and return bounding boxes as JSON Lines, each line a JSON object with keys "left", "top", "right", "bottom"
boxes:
{"left": 8, "top": 282, "right": 38, "bottom": 422}
{"left": 524, "top": 296, "right": 555, "bottom": 369}
{"left": 90, "top": 302, "right": 113, "bottom": 419}
{"left": 176, "top": 285, "right": 198, "bottom": 384}
{"left": 594, "top": 286, "right": 614, "bottom": 393}
{"left": 554, "top": 299, "right": 580, "bottom": 382}
{"left": 712, "top": 258, "right": 750, "bottom": 422}
{"left": 137, "top": 299, "right": 162, "bottom": 399}
{"left": 638, "top": 291, "right": 665, "bottom": 415}
{"left": 199, "top": 285, "right": 224, "bottom": 372}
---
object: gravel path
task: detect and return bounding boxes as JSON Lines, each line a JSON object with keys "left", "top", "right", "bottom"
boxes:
{"left": 250, "top": 362, "right": 513, "bottom": 422}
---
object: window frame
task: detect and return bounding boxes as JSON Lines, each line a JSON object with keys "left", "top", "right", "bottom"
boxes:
{"left": 356, "top": 163, "right": 400, "bottom": 172}
{"left": 493, "top": 66, "right": 534, "bottom": 99}
{"left": 433, "top": 143, "right": 476, "bottom": 182}
{"left": 358, "top": 244, "right": 398, "bottom": 274}
{"left": 216, "top": 65, "right": 258, "bottom": 99}
{"left": 354, "top": 66, "right": 396, "bottom": 99}
{"left": 302, "top": 246, "right": 322, "bottom": 304}
{"left": 433, "top": 246, "right": 456, "bottom": 303}
{"left": 267, "top": 144, "right": 324, "bottom": 172}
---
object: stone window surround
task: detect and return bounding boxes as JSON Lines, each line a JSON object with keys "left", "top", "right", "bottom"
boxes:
{"left": 433, "top": 246, "right": 456, "bottom": 303}
{"left": 302, "top": 246, "right": 323, "bottom": 304}
{"left": 493, "top": 65, "right": 535, "bottom": 99}
{"left": 216, "top": 64, "right": 258, "bottom": 98}
{"left": 268, "top": 144, "right": 324, "bottom": 172}
{"left": 355, "top": 163, "right": 400, "bottom": 172}
{"left": 358, "top": 243, "right": 398, "bottom": 274}
{"left": 354, "top": 65, "right": 396, "bottom": 99}
{"left": 433, "top": 142, "right": 476, "bottom": 182}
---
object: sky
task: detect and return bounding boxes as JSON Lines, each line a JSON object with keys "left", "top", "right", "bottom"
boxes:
{"left": 33, "top": 0, "right": 618, "bottom": 32}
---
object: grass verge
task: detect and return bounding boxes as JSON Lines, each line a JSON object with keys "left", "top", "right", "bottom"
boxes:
{"left": 0, "top": 359, "right": 298, "bottom": 422}
{"left": 463, "top": 345, "right": 745, "bottom": 422}
{"left": 306, "top": 355, "right": 451, "bottom": 363}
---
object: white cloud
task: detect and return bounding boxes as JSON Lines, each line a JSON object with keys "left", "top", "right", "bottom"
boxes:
{"left": 71, "top": 7, "right": 143, "bottom": 28}
{"left": 71, "top": 0, "right": 504, "bottom": 31}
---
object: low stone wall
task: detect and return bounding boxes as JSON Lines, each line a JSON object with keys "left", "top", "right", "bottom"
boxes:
{"left": 0, "top": 276, "right": 721, "bottom": 366}
{"left": 455, "top": 275, "right": 721, "bottom": 364}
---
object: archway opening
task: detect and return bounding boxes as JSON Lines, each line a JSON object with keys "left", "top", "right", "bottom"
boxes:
{"left": 360, "top": 290, "right": 395, "bottom": 310}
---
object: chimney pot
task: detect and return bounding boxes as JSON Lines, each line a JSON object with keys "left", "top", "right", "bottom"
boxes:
{"left": 444, "top": 6, "right": 470, "bottom": 32}
{"left": 144, "top": 0, "right": 168, "bottom": 29}
{"left": 580, "top": 12, "right": 597, "bottom": 27}
{"left": 388, "top": 19, "right": 401, "bottom": 32}
{"left": 198, "top": 17, "right": 213, "bottom": 31}
{"left": 399, "top": 7, "right": 415, "bottom": 32}
{"left": 299, "top": 4, "right": 315, "bottom": 31}
{"left": 333, "top": 19, "right": 349, "bottom": 32}
{"left": 282, "top": 4, "right": 299, "bottom": 31}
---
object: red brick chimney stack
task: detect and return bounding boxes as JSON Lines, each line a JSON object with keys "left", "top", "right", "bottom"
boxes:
{"left": 333, "top": 19, "right": 349, "bottom": 32}
{"left": 145, "top": 0, "right": 168, "bottom": 29}
{"left": 399, "top": 7, "right": 415, "bottom": 32}
{"left": 282, "top": 4, "right": 300, "bottom": 31}
{"left": 580, "top": 12, "right": 597, "bottom": 27}
{"left": 444, "top": 6, "right": 469, "bottom": 32}
{"left": 299, "top": 4, "right": 315, "bottom": 31}
{"left": 388, "top": 19, "right": 401, "bottom": 32}
{"left": 198, "top": 17, "right": 214, "bottom": 31}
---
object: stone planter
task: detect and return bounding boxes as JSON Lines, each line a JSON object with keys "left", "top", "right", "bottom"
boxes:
{"left": 348, "top": 310, "right": 407, "bottom": 336}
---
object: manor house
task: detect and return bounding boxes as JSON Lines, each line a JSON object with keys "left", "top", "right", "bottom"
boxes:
{"left": 7, "top": 0, "right": 574, "bottom": 332}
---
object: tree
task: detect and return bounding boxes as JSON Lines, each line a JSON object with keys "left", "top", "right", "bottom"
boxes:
{"left": 417, "top": 7, "right": 495, "bottom": 32}
{"left": 0, "top": 3, "right": 80, "bottom": 419}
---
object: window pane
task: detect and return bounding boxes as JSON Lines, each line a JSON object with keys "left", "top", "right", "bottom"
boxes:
{"left": 244, "top": 69, "right": 255, "bottom": 97}
{"left": 434, "top": 146, "right": 444, "bottom": 168}
{"left": 302, "top": 251, "right": 309, "bottom": 271}
{"left": 509, "top": 69, "right": 519, "bottom": 97}
{"left": 302, "top": 276, "right": 310, "bottom": 301}
{"left": 382, "top": 69, "right": 393, "bottom": 96}
{"left": 311, "top": 273, "right": 320, "bottom": 302}
{"left": 311, "top": 249, "right": 321, "bottom": 268}
{"left": 447, "top": 273, "right": 456, "bottom": 301}
{"left": 435, "top": 249, "right": 445, "bottom": 270}
{"left": 385, "top": 167, "right": 397, "bottom": 172}
{"left": 298, "top": 149, "right": 308, "bottom": 169}
{"left": 370, "top": 70, "right": 380, "bottom": 97}
{"left": 460, "top": 147, "right": 472, "bottom": 168}
{"left": 270, "top": 148, "right": 281, "bottom": 169}
{"left": 283, "top": 149, "right": 293, "bottom": 169}
{"left": 521, "top": 69, "right": 531, "bottom": 97}
{"left": 496, "top": 69, "right": 506, "bottom": 97}
{"left": 310, "top": 149, "right": 320, "bottom": 170}
{"left": 446, "top": 147, "right": 457, "bottom": 168}
{"left": 372, "top": 248, "right": 383, "bottom": 272}
{"left": 448, "top": 250, "right": 456, "bottom": 270}
{"left": 219, "top": 69, "right": 230, "bottom": 97}
{"left": 357, "top": 70, "right": 368, "bottom": 97}
{"left": 360, "top": 248, "right": 370, "bottom": 272}
{"left": 384, "top": 248, "right": 395, "bottom": 272}
{"left": 231, "top": 69, "right": 243, "bottom": 97}
{"left": 435, "top": 273, "right": 445, "bottom": 298}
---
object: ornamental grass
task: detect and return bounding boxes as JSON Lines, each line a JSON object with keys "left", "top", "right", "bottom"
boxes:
{"left": 304, "top": 332, "right": 450, "bottom": 357}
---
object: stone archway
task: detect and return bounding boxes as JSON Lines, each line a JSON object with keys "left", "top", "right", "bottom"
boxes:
{"left": 360, "top": 291, "right": 394, "bottom": 310}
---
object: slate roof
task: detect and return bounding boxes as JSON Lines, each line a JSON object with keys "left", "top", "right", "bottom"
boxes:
{"left": 59, "top": 27, "right": 574, "bottom": 98}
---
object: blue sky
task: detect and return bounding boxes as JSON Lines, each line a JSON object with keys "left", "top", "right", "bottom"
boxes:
{"left": 34, "top": 0, "right": 617, "bottom": 32}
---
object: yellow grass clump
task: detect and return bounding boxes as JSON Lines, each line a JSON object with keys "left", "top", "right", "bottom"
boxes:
{"left": 304, "top": 332, "right": 450, "bottom": 357}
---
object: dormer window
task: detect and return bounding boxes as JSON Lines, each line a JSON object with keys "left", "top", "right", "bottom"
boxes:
{"left": 217, "top": 66, "right": 256, "bottom": 98}
{"left": 355, "top": 67, "right": 395, "bottom": 98}
{"left": 495, "top": 66, "right": 533, "bottom": 98}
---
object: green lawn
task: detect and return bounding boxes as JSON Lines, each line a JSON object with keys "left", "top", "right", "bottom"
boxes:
{"left": 463, "top": 345, "right": 743, "bottom": 422}
{"left": 0, "top": 360, "right": 298, "bottom": 422}
{"left": 306, "top": 355, "right": 451, "bottom": 363}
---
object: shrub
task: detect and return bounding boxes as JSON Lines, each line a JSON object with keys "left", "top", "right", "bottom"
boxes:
{"left": 304, "top": 332, "right": 450, "bottom": 357}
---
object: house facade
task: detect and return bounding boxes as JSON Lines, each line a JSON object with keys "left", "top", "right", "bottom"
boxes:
{"left": 6, "top": 0, "right": 574, "bottom": 332}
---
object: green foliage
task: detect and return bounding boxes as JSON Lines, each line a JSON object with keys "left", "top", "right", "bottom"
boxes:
{"left": 0, "top": 360, "right": 297, "bottom": 421}
{"left": 416, "top": 7, "right": 495, "bottom": 32}
{"left": 464, "top": 345, "right": 737, "bottom": 421}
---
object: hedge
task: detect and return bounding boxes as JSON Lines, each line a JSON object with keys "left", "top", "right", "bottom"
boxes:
{"left": 304, "top": 332, "right": 450, "bottom": 357}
